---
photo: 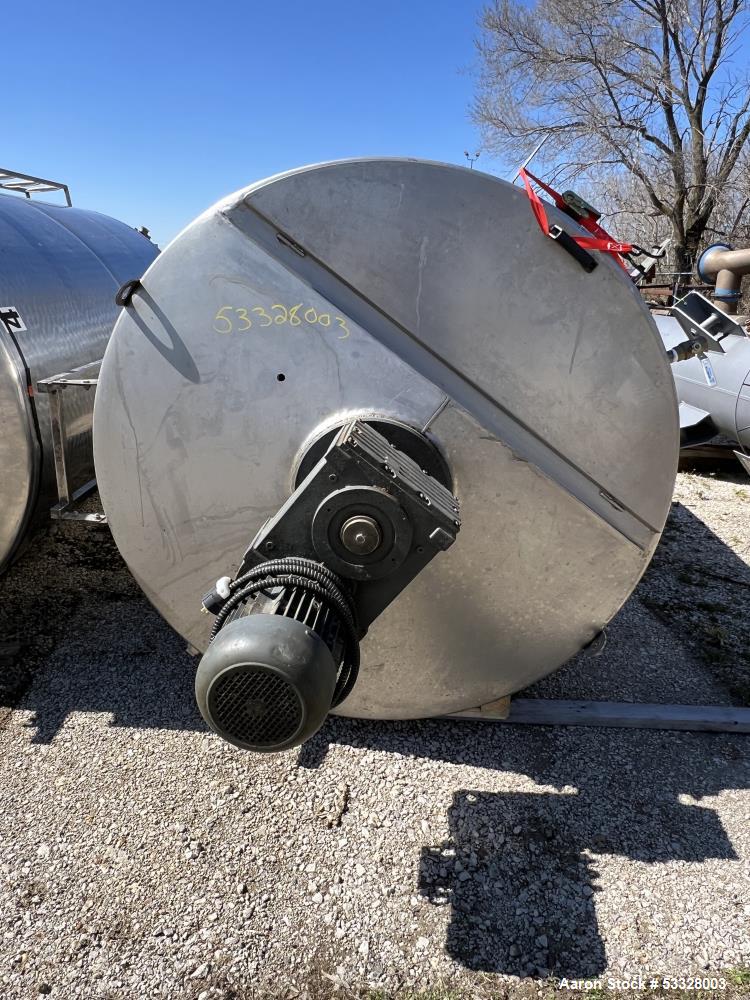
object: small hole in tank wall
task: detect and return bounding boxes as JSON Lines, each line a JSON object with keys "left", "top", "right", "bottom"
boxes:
{"left": 276, "top": 373, "right": 286, "bottom": 382}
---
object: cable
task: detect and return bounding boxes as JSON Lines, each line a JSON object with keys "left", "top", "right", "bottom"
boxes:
{"left": 209, "top": 557, "right": 360, "bottom": 706}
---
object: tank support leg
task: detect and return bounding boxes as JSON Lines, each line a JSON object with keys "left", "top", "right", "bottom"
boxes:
{"left": 36, "top": 360, "right": 107, "bottom": 524}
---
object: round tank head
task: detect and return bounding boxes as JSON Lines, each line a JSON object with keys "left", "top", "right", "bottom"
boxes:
{"left": 94, "top": 158, "right": 679, "bottom": 720}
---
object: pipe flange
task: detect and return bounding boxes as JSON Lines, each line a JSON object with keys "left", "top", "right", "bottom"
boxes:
{"left": 312, "top": 486, "right": 413, "bottom": 580}
{"left": 714, "top": 287, "right": 742, "bottom": 301}
{"left": 697, "top": 243, "right": 732, "bottom": 284}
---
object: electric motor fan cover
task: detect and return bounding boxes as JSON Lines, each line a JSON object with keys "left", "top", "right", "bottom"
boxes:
{"left": 93, "top": 158, "right": 679, "bottom": 729}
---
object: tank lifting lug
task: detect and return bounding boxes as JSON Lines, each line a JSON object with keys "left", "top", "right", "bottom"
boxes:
{"left": 115, "top": 278, "right": 142, "bottom": 307}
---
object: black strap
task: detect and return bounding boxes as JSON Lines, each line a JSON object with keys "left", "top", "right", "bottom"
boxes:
{"left": 548, "top": 225, "right": 598, "bottom": 273}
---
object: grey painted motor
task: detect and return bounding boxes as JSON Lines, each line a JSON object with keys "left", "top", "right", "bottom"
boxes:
{"left": 94, "top": 158, "right": 680, "bottom": 749}
{"left": 0, "top": 191, "right": 158, "bottom": 570}
{"left": 195, "top": 615, "right": 338, "bottom": 752}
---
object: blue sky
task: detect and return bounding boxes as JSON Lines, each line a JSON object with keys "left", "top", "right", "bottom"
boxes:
{"left": 4, "top": 1, "right": 487, "bottom": 245}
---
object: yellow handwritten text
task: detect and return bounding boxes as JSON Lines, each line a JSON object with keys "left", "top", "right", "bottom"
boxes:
{"left": 213, "top": 304, "right": 350, "bottom": 339}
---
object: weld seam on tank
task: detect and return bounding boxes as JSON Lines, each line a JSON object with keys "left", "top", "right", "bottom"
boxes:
{"left": 226, "top": 203, "right": 657, "bottom": 550}
{"left": 93, "top": 159, "right": 680, "bottom": 725}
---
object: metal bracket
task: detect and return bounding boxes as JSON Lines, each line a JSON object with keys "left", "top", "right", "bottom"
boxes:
{"left": 671, "top": 290, "right": 747, "bottom": 355}
{"left": 629, "top": 237, "right": 672, "bottom": 282}
{"left": 0, "top": 167, "right": 72, "bottom": 206}
{"left": 36, "top": 360, "right": 106, "bottom": 524}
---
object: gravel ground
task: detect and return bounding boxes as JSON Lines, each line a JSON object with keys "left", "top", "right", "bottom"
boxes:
{"left": 1, "top": 466, "right": 749, "bottom": 999}
{"left": 527, "top": 464, "right": 750, "bottom": 707}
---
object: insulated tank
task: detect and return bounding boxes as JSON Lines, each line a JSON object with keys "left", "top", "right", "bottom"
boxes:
{"left": 93, "top": 159, "right": 679, "bottom": 745}
{"left": 0, "top": 191, "right": 159, "bottom": 570}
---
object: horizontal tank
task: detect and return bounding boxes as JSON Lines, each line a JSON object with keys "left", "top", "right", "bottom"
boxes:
{"left": 654, "top": 312, "right": 750, "bottom": 451}
{"left": 94, "top": 159, "right": 679, "bottom": 749}
{"left": 0, "top": 190, "right": 159, "bottom": 570}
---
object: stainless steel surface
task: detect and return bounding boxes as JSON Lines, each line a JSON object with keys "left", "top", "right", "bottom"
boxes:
{"left": 94, "top": 158, "right": 679, "bottom": 720}
{"left": 655, "top": 312, "right": 750, "bottom": 451}
{"left": 48, "top": 386, "right": 72, "bottom": 506}
{"left": 0, "top": 193, "right": 158, "bottom": 569}
{"left": 0, "top": 329, "right": 37, "bottom": 568}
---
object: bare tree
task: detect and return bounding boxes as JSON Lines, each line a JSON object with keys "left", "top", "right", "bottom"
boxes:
{"left": 474, "top": 0, "right": 750, "bottom": 272}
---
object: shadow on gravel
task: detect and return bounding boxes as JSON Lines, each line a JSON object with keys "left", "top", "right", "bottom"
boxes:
{"left": 0, "top": 522, "right": 201, "bottom": 742}
{"left": 420, "top": 784, "right": 738, "bottom": 979}
{"left": 637, "top": 502, "right": 750, "bottom": 705}
{"left": 301, "top": 714, "right": 748, "bottom": 980}
{"left": 293, "top": 494, "right": 750, "bottom": 978}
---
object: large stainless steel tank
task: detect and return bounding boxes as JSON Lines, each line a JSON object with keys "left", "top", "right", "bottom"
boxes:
{"left": 0, "top": 192, "right": 159, "bottom": 570}
{"left": 94, "top": 159, "right": 679, "bottom": 736}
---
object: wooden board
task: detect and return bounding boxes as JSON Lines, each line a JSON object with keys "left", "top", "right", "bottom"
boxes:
{"left": 446, "top": 699, "right": 750, "bottom": 733}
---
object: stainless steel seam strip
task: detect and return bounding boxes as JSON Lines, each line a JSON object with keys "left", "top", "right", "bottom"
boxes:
{"left": 225, "top": 203, "right": 657, "bottom": 552}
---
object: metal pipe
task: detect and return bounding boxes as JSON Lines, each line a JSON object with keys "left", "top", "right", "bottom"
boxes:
{"left": 697, "top": 243, "right": 750, "bottom": 314}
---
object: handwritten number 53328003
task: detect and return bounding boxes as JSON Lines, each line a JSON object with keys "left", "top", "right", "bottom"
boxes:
{"left": 213, "top": 304, "right": 350, "bottom": 339}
